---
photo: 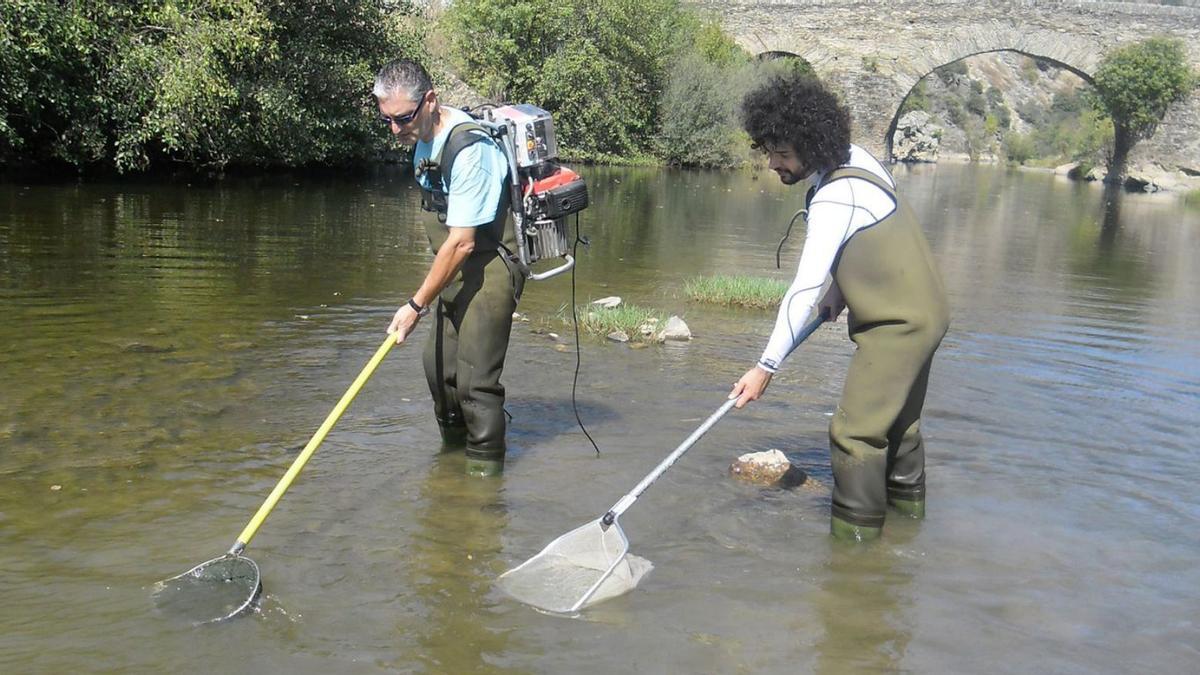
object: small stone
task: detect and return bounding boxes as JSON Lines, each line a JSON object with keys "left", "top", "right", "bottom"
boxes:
{"left": 606, "top": 330, "right": 630, "bottom": 343}
{"left": 591, "top": 296, "right": 622, "bottom": 309}
{"left": 50, "top": 485, "right": 62, "bottom": 491}
{"left": 553, "top": 344, "right": 571, "bottom": 352}
{"left": 658, "top": 315, "right": 692, "bottom": 341}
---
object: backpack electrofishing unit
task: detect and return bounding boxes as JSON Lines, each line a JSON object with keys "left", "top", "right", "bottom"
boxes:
{"left": 417, "top": 103, "right": 589, "bottom": 281}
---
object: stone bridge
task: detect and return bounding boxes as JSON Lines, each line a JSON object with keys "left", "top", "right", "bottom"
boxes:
{"left": 693, "top": 0, "right": 1200, "bottom": 176}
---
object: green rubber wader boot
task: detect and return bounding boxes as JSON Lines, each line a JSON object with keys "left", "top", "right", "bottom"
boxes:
{"left": 464, "top": 456, "right": 504, "bottom": 477}
{"left": 887, "top": 482, "right": 925, "bottom": 519}
{"left": 888, "top": 497, "right": 925, "bottom": 519}
{"left": 831, "top": 515, "right": 883, "bottom": 542}
{"left": 465, "top": 444, "right": 505, "bottom": 477}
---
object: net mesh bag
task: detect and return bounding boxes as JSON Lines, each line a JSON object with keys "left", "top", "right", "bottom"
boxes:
{"left": 498, "top": 520, "right": 652, "bottom": 614}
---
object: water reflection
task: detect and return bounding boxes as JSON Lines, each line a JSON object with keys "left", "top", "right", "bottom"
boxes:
{"left": 812, "top": 527, "right": 918, "bottom": 674}
{"left": 402, "top": 452, "right": 516, "bottom": 673}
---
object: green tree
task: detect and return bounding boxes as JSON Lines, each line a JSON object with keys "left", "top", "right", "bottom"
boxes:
{"left": 1091, "top": 37, "right": 1196, "bottom": 182}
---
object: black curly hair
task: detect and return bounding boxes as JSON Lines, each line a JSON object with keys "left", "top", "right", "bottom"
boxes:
{"left": 741, "top": 72, "right": 851, "bottom": 173}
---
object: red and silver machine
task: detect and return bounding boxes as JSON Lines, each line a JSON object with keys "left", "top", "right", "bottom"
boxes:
{"left": 480, "top": 104, "right": 588, "bottom": 281}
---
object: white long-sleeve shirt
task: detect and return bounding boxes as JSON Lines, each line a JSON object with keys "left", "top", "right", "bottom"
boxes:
{"left": 758, "top": 145, "right": 897, "bottom": 373}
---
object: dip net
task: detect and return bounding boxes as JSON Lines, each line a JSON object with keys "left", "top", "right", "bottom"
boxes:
{"left": 498, "top": 519, "right": 652, "bottom": 614}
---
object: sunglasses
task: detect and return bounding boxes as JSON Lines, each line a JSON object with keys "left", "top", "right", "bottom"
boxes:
{"left": 379, "top": 92, "right": 428, "bottom": 127}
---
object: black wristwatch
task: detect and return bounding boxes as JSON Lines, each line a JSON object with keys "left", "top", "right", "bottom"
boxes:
{"left": 407, "top": 298, "right": 430, "bottom": 317}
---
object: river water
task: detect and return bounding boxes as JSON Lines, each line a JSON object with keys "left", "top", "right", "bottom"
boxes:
{"left": 1, "top": 163, "right": 1197, "bottom": 673}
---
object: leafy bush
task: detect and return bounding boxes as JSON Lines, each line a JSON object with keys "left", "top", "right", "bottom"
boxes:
{"left": 966, "top": 89, "right": 987, "bottom": 117}
{"left": 1002, "top": 131, "right": 1036, "bottom": 165}
{"left": 657, "top": 53, "right": 749, "bottom": 168}
{"left": 1020, "top": 57, "right": 1040, "bottom": 84}
{"left": 945, "top": 99, "right": 966, "bottom": 126}
{"left": 445, "top": 0, "right": 688, "bottom": 161}
{"left": 898, "top": 80, "right": 930, "bottom": 116}
{"left": 936, "top": 60, "right": 967, "bottom": 85}
{"left": 656, "top": 21, "right": 773, "bottom": 169}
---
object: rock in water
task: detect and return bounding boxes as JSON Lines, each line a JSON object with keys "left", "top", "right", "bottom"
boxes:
{"left": 591, "top": 296, "right": 622, "bottom": 309}
{"left": 729, "top": 449, "right": 807, "bottom": 488}
{"left": 658, "top": 315, "right": 692, "bottom": 341}
{"left": 892, "top": 111, "right": 942, "bottom": 163}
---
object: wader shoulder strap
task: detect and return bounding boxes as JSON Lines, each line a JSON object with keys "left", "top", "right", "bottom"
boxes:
{"left": 437, "top": 121, "right": 493, "bottom": 189}
{"left": 818, "top": 167, "right": 898, "bottom": 206}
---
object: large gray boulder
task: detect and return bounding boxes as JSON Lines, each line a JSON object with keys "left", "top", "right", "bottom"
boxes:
{"left": 893, "top": 111, "right": 943, "bottom": 163}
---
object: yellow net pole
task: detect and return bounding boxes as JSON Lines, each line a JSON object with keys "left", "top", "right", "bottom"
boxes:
{"left": 229, "top": 333, "right": 397, "bottom": 554}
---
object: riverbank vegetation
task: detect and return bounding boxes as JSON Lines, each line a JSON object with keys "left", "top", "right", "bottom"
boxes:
{"left": 1, "top": 0, "right": 783, "bottom": 173}
{"left": 2, "top": 3, "right": 1192, "bottom": 176}
{"left": 684, "top": 275, "right": 788, "bottom": 309}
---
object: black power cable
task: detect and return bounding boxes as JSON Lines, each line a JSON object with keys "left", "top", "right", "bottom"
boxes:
{"left": 569, "top": 212, "right": 601, "bottom": 455}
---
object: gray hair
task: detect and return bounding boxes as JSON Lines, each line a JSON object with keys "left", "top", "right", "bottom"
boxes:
{"left": 373, "top": 59, "right": 433, "bottom": 101}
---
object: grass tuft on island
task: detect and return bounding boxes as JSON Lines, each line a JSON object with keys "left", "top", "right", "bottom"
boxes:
{"left": 684, "top": 275, "right": 788, "bottom": 309}
{"left": 573, "top": 303, "right": 667, "bottom": 341}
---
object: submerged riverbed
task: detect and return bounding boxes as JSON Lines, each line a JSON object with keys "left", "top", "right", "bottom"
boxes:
{"left": 1, "top": 163, "right": 1197, "bottom": 673}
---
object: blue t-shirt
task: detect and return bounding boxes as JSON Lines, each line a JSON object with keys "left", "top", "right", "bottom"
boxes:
{"left": 412, "top": 107, "right": 509, "bottom": 228}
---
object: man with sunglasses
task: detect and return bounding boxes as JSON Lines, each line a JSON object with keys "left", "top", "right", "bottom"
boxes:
{"left": 374, "top": 58, "right": 523, "bottom": 477}
{"left": 728, "top": 72, "right": 950, "bottom": 541}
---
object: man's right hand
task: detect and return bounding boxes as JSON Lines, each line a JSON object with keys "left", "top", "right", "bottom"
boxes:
{"left": 387, "top": 303, "right": 421, "bottom": 343}
{"left": 729, "top": 365, "right": 774, "bottom": 409}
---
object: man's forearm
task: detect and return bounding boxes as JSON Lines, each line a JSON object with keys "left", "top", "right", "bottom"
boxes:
{"left": 412, "top": 233, "right": 475, "bottom": 307}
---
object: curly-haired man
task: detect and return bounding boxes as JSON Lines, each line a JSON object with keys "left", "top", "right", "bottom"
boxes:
{"left": 728, "top": 72, "right": 950, "bottom": 541}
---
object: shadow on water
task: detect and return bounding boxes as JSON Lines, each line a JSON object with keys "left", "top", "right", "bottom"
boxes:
{"left": 505, "top": 395, "right": 622, "bottom": 450}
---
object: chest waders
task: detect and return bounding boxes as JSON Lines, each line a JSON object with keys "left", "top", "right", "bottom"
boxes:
{"left": 418, "top": 122, "right": 526, "bottom": 475}
{"left": 817, "top": 167, "right": 950, "bottom": 540}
